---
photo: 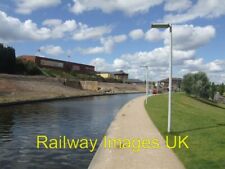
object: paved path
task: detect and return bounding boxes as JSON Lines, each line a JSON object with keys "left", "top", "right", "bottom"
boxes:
{"left": 88, "top": 96, "right": 185, "bottom": 169}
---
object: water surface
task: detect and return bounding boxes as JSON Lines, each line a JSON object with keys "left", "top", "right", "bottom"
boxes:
{"left": 0, "top": 94, "right": 143, "bottom": 169}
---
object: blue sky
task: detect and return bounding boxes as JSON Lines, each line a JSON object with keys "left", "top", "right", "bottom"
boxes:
{"left": 0, "top": 0, "right": 224, "bottom": 83}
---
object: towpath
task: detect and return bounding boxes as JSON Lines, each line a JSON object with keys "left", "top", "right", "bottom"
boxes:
{"left": 88, "top": 96, "right": 185, "bottom": 169}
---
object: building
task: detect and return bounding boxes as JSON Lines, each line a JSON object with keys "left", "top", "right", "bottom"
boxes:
{"left": 96, "top": 72, "right": 113, "bottom": 79}
{"left": 97, "top": 70, "right": 128, "bottom": 83}
{"left": 113, "top": 70, "right": 128, "bottom": 83}
{"left": 19, "top": 55, "right": 95, "bottom": 73}
{"left": 158, "top": 78, "right": 182, "bottom": 92}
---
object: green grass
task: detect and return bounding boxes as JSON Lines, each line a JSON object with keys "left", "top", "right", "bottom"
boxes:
{"left": 40, "top": 68, "right": 103, "bottom": 81}
{"left": 145, "top": 93, "right": 225, "bottom": 169}
{"left": 190, "top": 96, "right": 225, "bottom": 109}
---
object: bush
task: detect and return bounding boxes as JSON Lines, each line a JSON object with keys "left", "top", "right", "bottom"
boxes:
{"left": 15, "top": 59, "right": 42, "bottom": 75}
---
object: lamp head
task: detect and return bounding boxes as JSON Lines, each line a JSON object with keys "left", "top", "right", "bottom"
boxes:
{"left": 151, "top": 23, "right": 171, "bottom": 29}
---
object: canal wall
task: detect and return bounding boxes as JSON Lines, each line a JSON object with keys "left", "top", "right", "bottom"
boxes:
{"left": 80, "top": 81, "right": 98, "bottom": 91}
{"left": 0, "top": 74, "right": 145, "bottom": 106}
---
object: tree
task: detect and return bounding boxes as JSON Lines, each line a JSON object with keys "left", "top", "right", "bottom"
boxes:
{"left": 182, "top": 73, "right": 194, "bottom": 94}
{"left": 218, "top": 83, "right": 225, "bottom": 96}
{"left": 209, "top": 82, "right": 217, "bottom": 100}
{"left": 0, "top": 43, "right": 16, "bottom": 74}
{"left": 182, "top": 72, "right": 210, "bottom": 99}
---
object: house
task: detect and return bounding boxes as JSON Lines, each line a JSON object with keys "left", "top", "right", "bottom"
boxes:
{"left": 113, "top": 70, "right": 128, "bottom": 83}
{"left": 96, "top": 70, "right": 129, "bottom": 83}
{"left": 96, "top": 72, "right": 113, "bottom": 79}
{"left": 158, "top": 78, "right": 182, "bottom": 92}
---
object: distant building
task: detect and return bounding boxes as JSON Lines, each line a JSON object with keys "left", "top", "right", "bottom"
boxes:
{"left": 113, "top": 70, "right": 128, "bottom": 83}
{"left": 18, "top": 55, "right": 95, "bottom": 73}
{"left": 96, "top": 72, "right": 113, "bottom": 79}
{"left": 158, "top": 78, "right": 182, "bottom": 92}
{"left": 97, "top": 70, "right": 128, "bottom": 83}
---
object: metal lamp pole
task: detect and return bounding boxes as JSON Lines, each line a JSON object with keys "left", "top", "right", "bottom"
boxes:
{"left": 141, "top": 66, "right": 149, "bottom": 104}
{"left": 151, "top": 23, "right": 173, "bottom": 133}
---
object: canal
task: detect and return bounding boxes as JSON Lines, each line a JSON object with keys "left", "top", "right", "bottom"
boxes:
{"left": 0, "top": 93, "right": 143, "bottom": 169}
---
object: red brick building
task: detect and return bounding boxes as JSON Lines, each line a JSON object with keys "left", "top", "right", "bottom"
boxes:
{"left": 18, "top": 55, "right": 95, "bottom": 73}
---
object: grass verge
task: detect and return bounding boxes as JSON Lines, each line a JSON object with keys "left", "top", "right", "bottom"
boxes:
{"left": 145, "top": 93, "right": 225, "bottom": 169}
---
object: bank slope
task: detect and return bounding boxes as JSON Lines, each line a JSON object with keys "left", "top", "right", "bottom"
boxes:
{"left": 145, "top": 93, "right": 225, "bottom": 169}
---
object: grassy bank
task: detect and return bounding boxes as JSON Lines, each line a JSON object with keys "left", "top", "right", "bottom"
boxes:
{"left": 145, "top": 93, "right": 225, "bottom": 169}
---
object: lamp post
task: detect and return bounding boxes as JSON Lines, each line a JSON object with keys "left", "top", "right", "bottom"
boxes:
{"left": 141, "top": 66, "right": 150, "bottom": 104}
{"left": 151, "top": 23, "right": 173, "bottom": 133}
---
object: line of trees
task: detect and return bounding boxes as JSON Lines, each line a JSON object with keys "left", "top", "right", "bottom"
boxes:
{"left": 0, "top": 43, "right": 42, "bottom": 75}
{"left": 182, "top": 72, "right": 225, "bottom": 100}
{"left": 0, "top": 43, "right": 16, "bottom": 74}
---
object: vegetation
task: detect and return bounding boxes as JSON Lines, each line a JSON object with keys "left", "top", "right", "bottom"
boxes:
{"left": 182, "top": 72, "right": 210, "bottom": 99}
{"left": 209, "top": 82, "right": 217, "bottom": 100}
{"left": 182, "top": 72, "right": 225, "bottom": 101}
{"left": 41, "top": 68, "right": 105, "bottom": 81}
{"left": 40, "top": 68, "right": 123, "bottom": 82}
{"left": 218, "top": 83, "right": 225, "bottom": 96}
{"left": 145, "top": 93, "right": 225, "bottom": 169}
{"left": 15, "top": 59, "right": 42, "bottom": 75}
{"left": 0, "top": 43, "right": 16, "bottom": 74}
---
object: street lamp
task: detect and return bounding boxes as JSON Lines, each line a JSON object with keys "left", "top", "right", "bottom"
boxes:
{"left": 141, "top": 66, "right": 150, "bottom": 104}
{"left": 151, "top": 23, "right": 173, "bottom": 133}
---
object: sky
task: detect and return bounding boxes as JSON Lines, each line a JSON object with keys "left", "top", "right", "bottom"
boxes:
{"left": 0, "top": 0, "right": 224, "bottom": 83}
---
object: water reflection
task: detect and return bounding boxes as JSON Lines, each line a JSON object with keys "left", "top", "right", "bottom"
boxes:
{"left": 0, "top": 94, "right": 142, "bottom": 169}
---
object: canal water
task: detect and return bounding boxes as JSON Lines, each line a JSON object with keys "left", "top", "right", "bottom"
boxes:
{"left": 0, "top": 94, "right": 143, "bottom": 169}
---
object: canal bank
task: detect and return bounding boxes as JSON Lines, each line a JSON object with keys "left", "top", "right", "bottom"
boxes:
{"left": 88, "top": 96, "right": 185, "bottom": 169}
{"left": 0, "top": 74, "right": 145, "bottom": 106}
{"left": 0, "top": 91, "right": 143, "bottom": 107}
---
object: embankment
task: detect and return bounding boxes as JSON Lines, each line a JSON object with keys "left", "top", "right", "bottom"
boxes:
{"left": 0, "top": 74, "right": 145, "bottom": 106}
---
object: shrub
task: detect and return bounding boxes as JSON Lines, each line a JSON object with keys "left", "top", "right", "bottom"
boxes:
{"left": 15, "top": 59, "right": 42, "bottom": 75}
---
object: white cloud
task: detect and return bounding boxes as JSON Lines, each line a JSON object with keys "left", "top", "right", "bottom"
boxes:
{"left": 79, "top": 34, "right": 127, "bottom": 55}
{"left": 113, "top": 34, "right": 127, "bottom": 43}
{"left": 90, "top": 46, "right": 225, "bottom": 83}
{"left": 113, "top": 58, "right": 130, "bottom": 69}
{"left": 69, "top": 0, "right": 164, "bottom": 15}
{"left": 40, "top": 45, "right": 64, "bottom": 56}
{"left": 182, "top": 58, "right": 225, "bottom": 83}
{"left": 90, "top": 58, "right": 112, "bottom": 71}
{"left": 42, "top": 19, "right": 62, "bottom": 27}
{"left": 15, "top": 0, "right": 61, "bottom": 14}
{"left": 0, "top": 10, "right": 51, "bottom": 42}
{"left": 164, "top": 0, "right": 192, "bottom": 12}
{"left": 165, "top": 25, "right": 215, "bottom": 50}
{"left": 115, "top": 47, "right": 195, "bottom": 68}
{"left": 145, "top": 28, "right": 163, "bottom": 41}
{"left": 88, "top": 48, "right": 224, "bottom": 83}
{"left": 206, "top": 60, "right": 225, "bottom": 72}
{"left": 0, "top": 10, "right": 112, "bottom": 42}
{"left": 43, "top": 19, "right": 77, "bottom": 38}
{"left": 163, "top": 0, "right": 225, "bottom": 23}
{"left": 73, "top": 24, "right": 112, "bottom": 41}
{"left": 148, "top": 25, "right": 216, "bottom": 50}
{"left": 43, "top": 19, "right": 111, "bottom": 40}
{"left": 129, "top": 29, "right": 144, "bottom": 40}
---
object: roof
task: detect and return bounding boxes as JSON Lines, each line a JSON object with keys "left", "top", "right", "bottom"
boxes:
{"left": 18, "top": 55, "right": 94, "bottom": 68}
{"left": 112, "top": 70, "right": 128, "bottom": 75}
